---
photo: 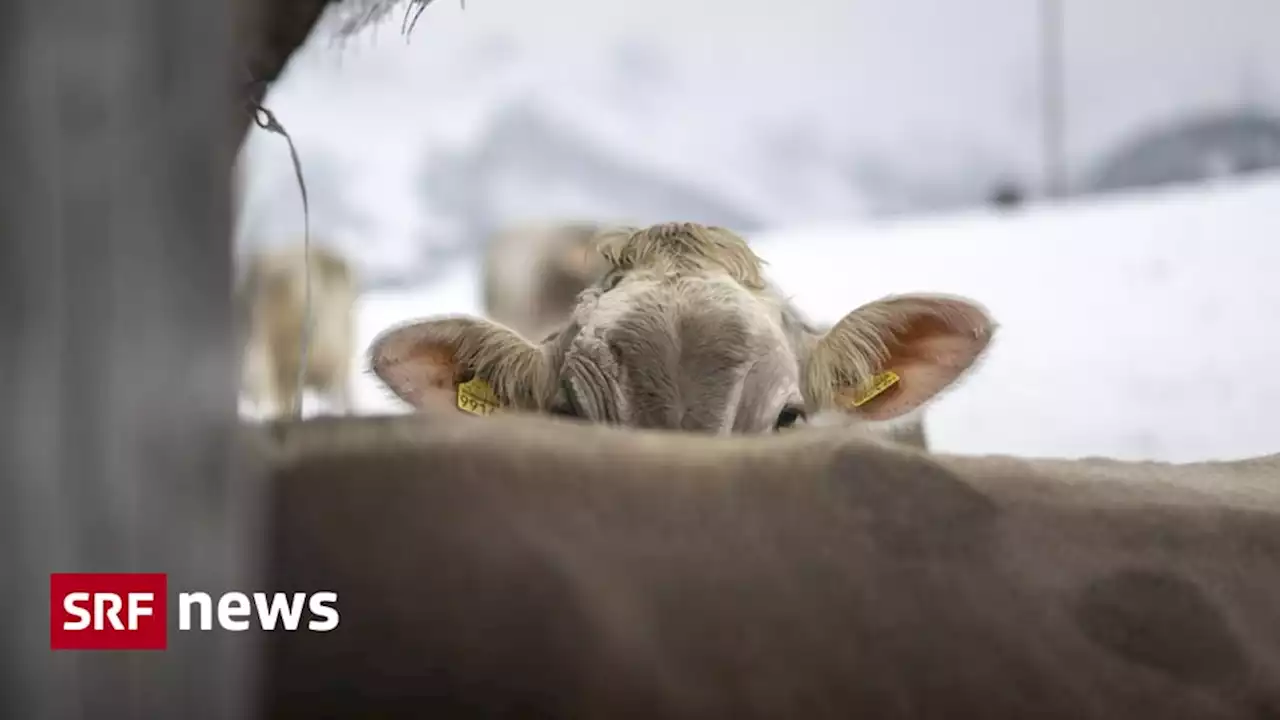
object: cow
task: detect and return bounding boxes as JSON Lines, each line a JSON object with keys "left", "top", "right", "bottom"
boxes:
{"left": 237, "top": 243, "right": 357, "bottom": 417}
{"left": 481, "top": 220, "right": 611, "bottom": 342}
{"left": 260, "top": 411, "right": 1280, "bottom": 719}
{"left": 478, "top": 220, "right": 932, "bottom": 447}
{"left": 368, "top": 222, "right": 988, "bottom": 443}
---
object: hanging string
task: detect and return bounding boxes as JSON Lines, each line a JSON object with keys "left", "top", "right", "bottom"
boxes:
{"left": 246, "top": 89, "right": 312, "bottom": 420}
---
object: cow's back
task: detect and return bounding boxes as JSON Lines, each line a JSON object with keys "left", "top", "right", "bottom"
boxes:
{"left": 258, "top": 414, "right": 1280, "bottom": 719}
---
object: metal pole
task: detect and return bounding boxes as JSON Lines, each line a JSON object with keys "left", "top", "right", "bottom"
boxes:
{"left": 1039, "top": 0, "right": 1067, "bottom": 197}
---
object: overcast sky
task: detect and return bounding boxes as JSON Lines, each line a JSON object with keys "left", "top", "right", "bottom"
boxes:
{"left": 276, "top": 0, "right": 1280, "bottom": 157}
{"left": 238, "top": 0, "right": 1280, "bottom": 257}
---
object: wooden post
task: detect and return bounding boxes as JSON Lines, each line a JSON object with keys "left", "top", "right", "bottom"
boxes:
{"left": 0, "top": 0, "right": 258, "bottom": 717}
{"left": 234, "top": 0, "right": 331, "bottom": 147}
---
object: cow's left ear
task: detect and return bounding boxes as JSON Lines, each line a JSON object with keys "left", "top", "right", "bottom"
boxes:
{"left": 802, "top": 294, "right": 996, "bottom": 422}
{"left": 367, "top": 316, "right": 553, "bottom": 413}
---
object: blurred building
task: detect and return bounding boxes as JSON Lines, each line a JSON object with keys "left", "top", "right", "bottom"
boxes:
{"left": 1087, "top": 112, "right": 1280, "bottom": 193}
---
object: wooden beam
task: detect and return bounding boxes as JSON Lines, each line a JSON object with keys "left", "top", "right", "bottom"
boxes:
{"left": 234, "top": 0, "right": 332, "bottom": 146}
{"left": 0, "top": 0, "right": 258, "bottom": 717}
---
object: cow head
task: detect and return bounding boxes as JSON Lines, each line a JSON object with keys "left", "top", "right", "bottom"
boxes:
{"left": 369, "top": 222, "right": 996, "bottom": 434}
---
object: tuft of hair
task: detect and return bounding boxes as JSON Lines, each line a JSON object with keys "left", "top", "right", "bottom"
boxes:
{"left": 331, "top": 0, "right": 439, "bottom": 38}
{"left": 802, "top": 295, "right": 987, "bottom": 410}
{"left": 596, "top": 222, "right": 767, "bottom": 290}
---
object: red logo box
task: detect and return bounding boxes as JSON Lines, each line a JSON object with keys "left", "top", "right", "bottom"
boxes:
{"left": 50, "top": 573, "right": 168, "bottom": 650}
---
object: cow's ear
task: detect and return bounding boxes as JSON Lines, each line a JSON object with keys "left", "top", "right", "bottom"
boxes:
{"left": 802, "top": 294, "right": 995, "bottom": 421}
{"left": 368, "top": 316, "right": 552, "bottom": 413}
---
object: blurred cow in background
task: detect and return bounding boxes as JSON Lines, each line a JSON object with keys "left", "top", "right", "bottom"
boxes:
{"left": 481, "top": 221, "right": 611, "bottom": 342}
{"left": 237, "top": 243, "right": 357, "bottom": 418}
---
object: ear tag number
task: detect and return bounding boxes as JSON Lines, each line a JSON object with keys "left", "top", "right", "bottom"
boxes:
{"left": 850, "top": 370, "right": 901, "bottom": 408}
{"left": 457, "top": 376, "right": 501, "bottom": 416}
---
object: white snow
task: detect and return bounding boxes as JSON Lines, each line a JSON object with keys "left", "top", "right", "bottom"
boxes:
{"left": 753, "top": 173, "right": 1280, "bottom": 462}
{"left": 256, "top": 172, "right": 1280, "bottom": 464}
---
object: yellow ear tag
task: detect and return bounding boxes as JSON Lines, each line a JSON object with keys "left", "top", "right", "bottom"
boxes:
{"left": 849, "top": 370, "right": 901, "bottom": 408}
{"left": 456, "top": 376, "right": 501, "bottom": 416}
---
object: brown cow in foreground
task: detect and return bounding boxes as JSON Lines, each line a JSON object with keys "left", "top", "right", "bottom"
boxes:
{"left": 372, "top": 222, "right": 980, "bottom": 443}
{"left": 237, "top": 243, "right": 357, "bottom": 417}
{"left": 481, "top": 221, "right": 611, "bottom": 342}
{"left": 260, "top": 412, "right": 1280, "bottom": 719}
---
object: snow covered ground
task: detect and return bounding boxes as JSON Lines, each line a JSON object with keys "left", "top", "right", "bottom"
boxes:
{"left": 267, "top": 172, "right": 1280, "bottom": 464}
{"left": 754, "top": 174, "right": 1280, "bottom": 462}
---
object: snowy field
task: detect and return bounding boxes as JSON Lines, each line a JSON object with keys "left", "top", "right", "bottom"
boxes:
{"left": 267, "top": 172, "right": 1280, "bottom": 464}
{"left": 754, "top": 175, "right": 1280, "bottom": 462}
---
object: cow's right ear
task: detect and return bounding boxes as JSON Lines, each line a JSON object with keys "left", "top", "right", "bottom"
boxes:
{"left": 802, "top": 294, "right": 995, "bottom": 421}
{"left": 367, "top": 316, "right": 552, "bottom": 413}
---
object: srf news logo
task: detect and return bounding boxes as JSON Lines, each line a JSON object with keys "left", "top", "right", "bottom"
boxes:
{"left": 50, "top": 573, "right": 339, "bottom": 651}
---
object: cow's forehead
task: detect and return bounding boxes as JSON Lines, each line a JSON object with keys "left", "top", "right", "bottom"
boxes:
{"left": 554, "top": 271, "right": 800, "bottom": 431}
{"left": 574, "top": 271, "right": 781, "bottom": 337}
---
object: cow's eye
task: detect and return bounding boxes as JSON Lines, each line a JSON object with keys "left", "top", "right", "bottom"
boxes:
{"left": 550, "top": 403, "right": 578, "bottom": 418}
{"left": 551, "top": 379, "right": 582, "bottom": 418}
{"left": 774, "top": 406, "right": 806, "bottom": 431}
